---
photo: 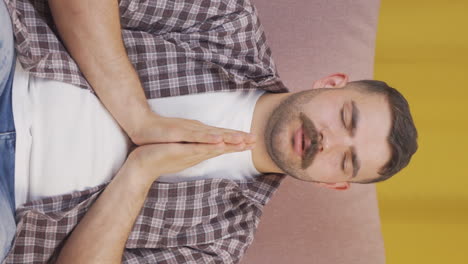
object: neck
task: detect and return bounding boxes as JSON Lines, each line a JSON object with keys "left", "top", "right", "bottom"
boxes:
{"left": 250, "top": 92, "right": 290, "bottom": 174}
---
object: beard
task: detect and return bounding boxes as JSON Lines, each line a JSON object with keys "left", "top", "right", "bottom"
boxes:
{"left": 264, "top": 89, "right": 323, "bottom": 181}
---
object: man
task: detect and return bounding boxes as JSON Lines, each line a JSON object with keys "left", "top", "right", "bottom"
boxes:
{"left": 0, "top": 0, "right": 418, "bottom": 263}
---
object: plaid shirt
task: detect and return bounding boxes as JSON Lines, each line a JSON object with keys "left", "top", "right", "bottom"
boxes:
{"left": 3, "top": 0, "right": 288, "bottom": 263}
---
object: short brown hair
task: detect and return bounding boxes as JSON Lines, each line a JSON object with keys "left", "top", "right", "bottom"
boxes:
{"left": 350, "top": 80, "right": 418, "bottom": 183}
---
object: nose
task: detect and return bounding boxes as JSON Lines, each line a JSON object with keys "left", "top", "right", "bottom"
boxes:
{"left": 319, "top": 128, "right": 352, "bottom": 152}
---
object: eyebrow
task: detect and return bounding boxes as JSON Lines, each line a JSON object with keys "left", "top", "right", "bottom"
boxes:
{"left": 351, "top": 146, "right": 360, "bottom": 178}
{"left": 350, "top": 101, "right": 361, "bottom": 178}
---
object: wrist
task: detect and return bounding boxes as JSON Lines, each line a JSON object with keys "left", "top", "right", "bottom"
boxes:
{"left": 128, "top": 111, "right": 160, "bottom": 145}
{"left": 124, "top": 147, "right": 161, "bottom": 185}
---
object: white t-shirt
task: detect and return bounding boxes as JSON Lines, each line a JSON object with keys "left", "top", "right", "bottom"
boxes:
{"left": 12, "top": 62, "right": 264, "bottom": 208}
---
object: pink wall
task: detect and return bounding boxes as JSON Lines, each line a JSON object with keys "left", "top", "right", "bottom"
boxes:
{"left": 241, "top": 1, "right": 385, "bottom": 263}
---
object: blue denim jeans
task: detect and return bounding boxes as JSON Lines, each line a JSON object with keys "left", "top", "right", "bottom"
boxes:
{"left": 0, "top": 0, "right": 17, "bottom": 261}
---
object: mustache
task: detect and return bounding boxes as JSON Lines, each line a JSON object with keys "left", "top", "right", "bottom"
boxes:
{"left": 299, "top": 112, "right": 319, "bottom": 170}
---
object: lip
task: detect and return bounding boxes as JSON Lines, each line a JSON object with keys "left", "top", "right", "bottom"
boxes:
{"left": 293, "top": 126, "right": 304, "bottom": 157}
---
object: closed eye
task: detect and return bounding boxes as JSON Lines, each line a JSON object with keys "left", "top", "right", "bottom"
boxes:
{"left": 340, "top": 105, "right": 346, "bottom": 173}
{"left": 341, "top": 152, "right": 346, "bottom": 171}
{"left": 341, "top": 106, "right": 346, "bottom": 128}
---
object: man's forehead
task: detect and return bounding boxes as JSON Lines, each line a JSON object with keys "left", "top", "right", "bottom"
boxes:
{"left": 355, "top": 143, "right": 391, "bottom": 182}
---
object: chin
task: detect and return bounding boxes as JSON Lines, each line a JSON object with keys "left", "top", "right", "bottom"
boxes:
{"left": 266, "top": 132, "right": 300, "bottom": 176}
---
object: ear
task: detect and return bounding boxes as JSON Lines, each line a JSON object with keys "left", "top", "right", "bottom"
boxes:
{"left": 312, "top": 73, "right": 349, "bottom": 89}
{"left": 314, "top": 182, "right": 351, "bottom": 191}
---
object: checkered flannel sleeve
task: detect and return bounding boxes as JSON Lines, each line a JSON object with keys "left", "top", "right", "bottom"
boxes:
{"left": 3, "top": 175, "right": 285, "bottom": 264}
{"left": 5, "top": 0, "right": 287, "bottom": 100}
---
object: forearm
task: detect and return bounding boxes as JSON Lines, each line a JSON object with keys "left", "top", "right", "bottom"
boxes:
{"left": 48, "top": 0, "right": 152, "bottom": 139}
{"left": 55, "top": 159, "right": 155, "bottom": 264}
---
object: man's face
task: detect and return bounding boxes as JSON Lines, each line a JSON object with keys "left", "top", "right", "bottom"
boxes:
{"left": 264, "top": 86, "right": 392, "bottom": 184}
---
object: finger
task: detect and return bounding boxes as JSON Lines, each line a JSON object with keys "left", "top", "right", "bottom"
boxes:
{"left": 224, "top": 131, "right": 256, "bottom": 144}
{"left": 222, "top": 132, "right": 243, "bottom": 144}
{"left": 209, "top": 142, "right": 255, "bottom": 156}
{"left": 191, "top": 131, "right": 224, "bottom": 144}
{"left": 244, "top": 133, "right": 257, "bottom": 144}
{"left": 192, "top": 142, "right": 253, "bottom": 159}
{"left": 169, "top": 128, "right": 221, "bottom": 144}
{"left": 177, "top": 119, "right": 256, "bottom": 144}
{"left": 176, "top": 142, "right": 256, "bottom": 171}
{"left": 207, "top": 129, "right": 256, "bottom": 145}
{"left": 188, "top": 128, "right": 254, "bottom": 145}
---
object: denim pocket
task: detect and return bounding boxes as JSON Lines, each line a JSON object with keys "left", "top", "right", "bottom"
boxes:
{"left": 0, "top": 132, "right": 16, "bottom": 211}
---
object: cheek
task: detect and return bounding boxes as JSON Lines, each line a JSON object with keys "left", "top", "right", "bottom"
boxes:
{"left": 304, "top": 105, "right": 340, "bottom": 129}
{"left": 306, "top": 154, "right": 341, "bottom": 181}
{"left": 307, "top": 153, "right": 345, "bottom": 182}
